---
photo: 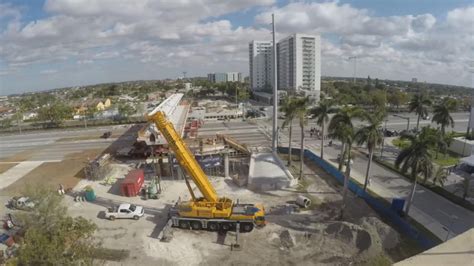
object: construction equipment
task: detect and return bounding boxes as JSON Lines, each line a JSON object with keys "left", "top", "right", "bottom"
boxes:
{"left": 147, "top": 111, "right": 265, "bottom": 232}
{"left": 217, "top": 134, "right": 251, "bottom": 155}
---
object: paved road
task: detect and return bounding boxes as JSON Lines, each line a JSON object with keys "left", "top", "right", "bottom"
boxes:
{"left": 259, "top": 118, "right": 474, "bottom": 241}
{"left": 0, "top": 124, "right": 133, "bottom": 161}
{"left": 262, "top": 109, "right": 470, "bottom": 133}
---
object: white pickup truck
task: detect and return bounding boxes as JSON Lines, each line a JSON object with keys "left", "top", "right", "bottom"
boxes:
{"left": 105, "top": 204, "right": 144, "bottom": 220}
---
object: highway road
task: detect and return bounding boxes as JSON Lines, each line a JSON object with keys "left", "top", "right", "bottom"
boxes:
{"left": 0, "top": 124, "right": 135, "bottom": 161}
{"left": 259, "top": 108, "right": 470, "bottom": 133}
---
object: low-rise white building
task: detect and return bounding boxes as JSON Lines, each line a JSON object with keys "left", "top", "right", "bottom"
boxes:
{"left": 188, "top": 107, "right": 242, "bottom": 121}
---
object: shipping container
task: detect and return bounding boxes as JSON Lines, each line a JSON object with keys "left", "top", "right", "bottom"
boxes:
{"left": 120, "top": 169, "right": 145, "bottom": 197}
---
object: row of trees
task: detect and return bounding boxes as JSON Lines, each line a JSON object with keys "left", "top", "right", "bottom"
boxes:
{"left": 280, "top": 92, "right": 460, "bottom": 217}
{"left": 323, "top": 79, "right": 468, "bottom": 112}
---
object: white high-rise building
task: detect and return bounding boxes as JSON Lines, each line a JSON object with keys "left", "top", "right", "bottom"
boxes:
{"left": 248, "top": 41, "right": 273, "bottom": 91}
{"left": 277, "top": 34, "right": 321, "bottom": 100}
{"left": 226, "top": 72, "right": 242, "bottom": 82}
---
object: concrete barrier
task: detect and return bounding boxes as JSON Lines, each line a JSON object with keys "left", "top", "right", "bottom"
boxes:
{"left": 448, "top": 137, "right": 474, "bottom": 156}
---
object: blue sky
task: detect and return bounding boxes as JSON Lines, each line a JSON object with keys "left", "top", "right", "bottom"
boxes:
{"left": 1, "top": 0, "right": 473, "bottom": 94}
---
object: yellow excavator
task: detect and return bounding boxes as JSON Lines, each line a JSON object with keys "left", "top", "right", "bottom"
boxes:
{"left": 147, "top": 111, "right": 266, "bottom": 232}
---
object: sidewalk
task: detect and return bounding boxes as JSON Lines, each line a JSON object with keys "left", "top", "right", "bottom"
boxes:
{"left": 271, "top": 124, "right": 474, "bottom": 241}
{"left": 379, "top": 137, "right": 473, "bottom": 204}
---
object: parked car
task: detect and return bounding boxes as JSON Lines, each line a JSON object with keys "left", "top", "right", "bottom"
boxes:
{"left": 105, "top": 204, "right": 144, "bottom": 220}
{"left": 6, "top": 196, "right": 36, "bottom": 211}
{"left": 101, "top": 131, "right": 112, "bottom": 138}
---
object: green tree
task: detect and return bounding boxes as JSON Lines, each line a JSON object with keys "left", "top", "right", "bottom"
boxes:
{"left": 280, "top": 97, "right": 298, "bottom": 166}
{"left": 118, "top": 103, "right": 136, "bottom": 119}
{"left": 388, "top": 90, "right": 408, "bottom": 110}
{"left": 341, "top": 125, "right": 355, "bottom": 219}
{"left": 371, "top": 89, "right": 387, "bottom": 111}
{"left": 294, "top": 97, "right": 311, "bottom": 179}
{"left": 328, "top": 107, "right": 363, "bottom": 171}
{"left": 0, "top": 118, "right": 12, "bottom": 129}
{"left": 355, "top": 112, "right": 384, "bottom": 191}
{"left": 37, "top": 102, "right": 73, "bottom": 127}
{"left": 395, "top": 127, "right": 437, "bottom": 214}
{"left": 408, "top": 93, "right": 431, "bottom": 131}
{"left": 432, "top": 166, "right": 448, "bottom": 187}
{"left": 432, "top": 98, "right": 456, "bottom": 135}
{"left": 311, "top": 99, "right": 336, "bottom": 159}
{"left": 16, "top": 186, "right": 98, "bottom": 265}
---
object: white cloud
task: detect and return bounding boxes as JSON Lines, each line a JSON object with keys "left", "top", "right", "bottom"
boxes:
{"left": 0, "top": 0, "right": 472, "bottom": 91}
{"left": 40, "top": 69, "right": 58, "bottom": 74}
{"left": 255, "top": 2, "right": 473, "bottom": 87}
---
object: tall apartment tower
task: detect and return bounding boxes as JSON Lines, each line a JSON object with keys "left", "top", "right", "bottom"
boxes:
{"left": 277, "top": 34, "right": 321, "bottom": 100}
{"left": 249, "top": 41, "right": 274, "bottom": 91}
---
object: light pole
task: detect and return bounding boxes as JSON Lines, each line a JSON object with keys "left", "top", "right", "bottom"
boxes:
{"left": 393, "top": 114, "right": 410, "bottom": 131}
{"left": 271, "top": 13, "right": 278, "bottom": 153}
{"left": 348, "top": 56, "right": 357, "bottom": 84}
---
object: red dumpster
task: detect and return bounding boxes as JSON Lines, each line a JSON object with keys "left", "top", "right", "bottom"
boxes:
{"left": 120, "top": 169, "right": 144, "bottom": 197}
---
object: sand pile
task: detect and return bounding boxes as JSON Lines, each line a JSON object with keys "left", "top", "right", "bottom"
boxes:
{"left": 357, "top": 216, "right": 400, "bottom": 249}
{"left": 262, "top": 221, "right": 384, "bottom": 264}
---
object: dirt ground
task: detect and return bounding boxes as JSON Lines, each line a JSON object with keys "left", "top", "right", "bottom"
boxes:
{"left": 0, "top": 163, "right": 17, "bottom": 174}
{"left": 0, "top": 149, "right": 103, "bottom": 196}
{"left": 60, "top": 154, "right": 423, "bottom": 266}
{"left": 1, "top": 149, "right": 35, "bottom": 163}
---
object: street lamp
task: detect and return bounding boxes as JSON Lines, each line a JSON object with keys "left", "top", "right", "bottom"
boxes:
{"left": 348, "top": 56, "right": 357, "bottom": 83}
{"left": 393, "top": 114, "right": 410, "bottom": 131}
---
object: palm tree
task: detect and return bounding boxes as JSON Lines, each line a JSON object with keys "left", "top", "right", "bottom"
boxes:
{"left": 294, "top": 97, "right": 311, "bottom": 180}
{"left": 280, "top": 97, "right": 298, "bottom": 166}
{"left": 340, "top": 125, "right": 355, "bottom": 219}
{"left": 432, "top": 166, "right": 448, "bottom": 187}
{"left": 408, "top": 93, "right": 431, "bottom": 131}
{"left": 355, "top": 112, "right": 384, "bottom": 191}
{"left": 395, "top": 127, "right": 437, "bottom": 215}
{"left": 328, "top": 107, "right": 362, "bottom": 171}
{"left": 432, "top": 98, "right": 456, "bottom": 135}
{"left": 311, "top": 99, "right": 336, "bottom": 159}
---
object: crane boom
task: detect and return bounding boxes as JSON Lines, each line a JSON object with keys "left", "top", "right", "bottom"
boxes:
{"left": 148, "top": 111, "right": 218, "bottom": 202}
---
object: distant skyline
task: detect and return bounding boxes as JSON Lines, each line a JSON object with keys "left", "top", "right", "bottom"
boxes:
{"left": 1, "top": 0, "right": 473, "bottom": 94}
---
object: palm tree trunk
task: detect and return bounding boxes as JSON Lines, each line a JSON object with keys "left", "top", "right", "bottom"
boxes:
{"left": 340, "top": 144, "right": 352, "bottom": 219}
{"left": 338, "top": 142, "right": 346, "bottom": 171}
{"left": 320, "top": 123, "right": 325, "bottom": 159}
{"left": 363, "top": 147, "right": 373, "bottom": 191}
{"left": 416, "top": 114, "right": 421, "bottom": 131}
{"left": 288, "top": 123, "right": 293, "bottom": 166}
{"left": 299, "top": 123, "right": 305, "bottom": 180}
{"left": 463, "top": 178, "right": 469, "bottom": 200}
{"left": 405, "top": 171, "right": 418, "bottom": 215}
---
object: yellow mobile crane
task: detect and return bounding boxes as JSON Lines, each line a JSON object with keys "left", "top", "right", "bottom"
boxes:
{"left": 147, "top": 111, "right": 266, "bottom": 232}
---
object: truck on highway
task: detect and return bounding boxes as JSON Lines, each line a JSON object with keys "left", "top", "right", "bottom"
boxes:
{"left": 105, "top": 204, "right": 144, "bottom": 220}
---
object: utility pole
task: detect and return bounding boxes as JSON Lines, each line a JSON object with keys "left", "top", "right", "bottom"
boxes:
{"left": 271, "top": 13, "right": 278, "bottom": 153}
{"left": 182, "top": 71, "right": 187, "bottom": 79}
{"left": 349, "top": 56, "right": 357, "bottom": 83}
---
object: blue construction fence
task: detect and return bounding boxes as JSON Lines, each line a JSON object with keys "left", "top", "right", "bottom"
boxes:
{"left": 278, "top": 146, "right": 438, "bottom": 249}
